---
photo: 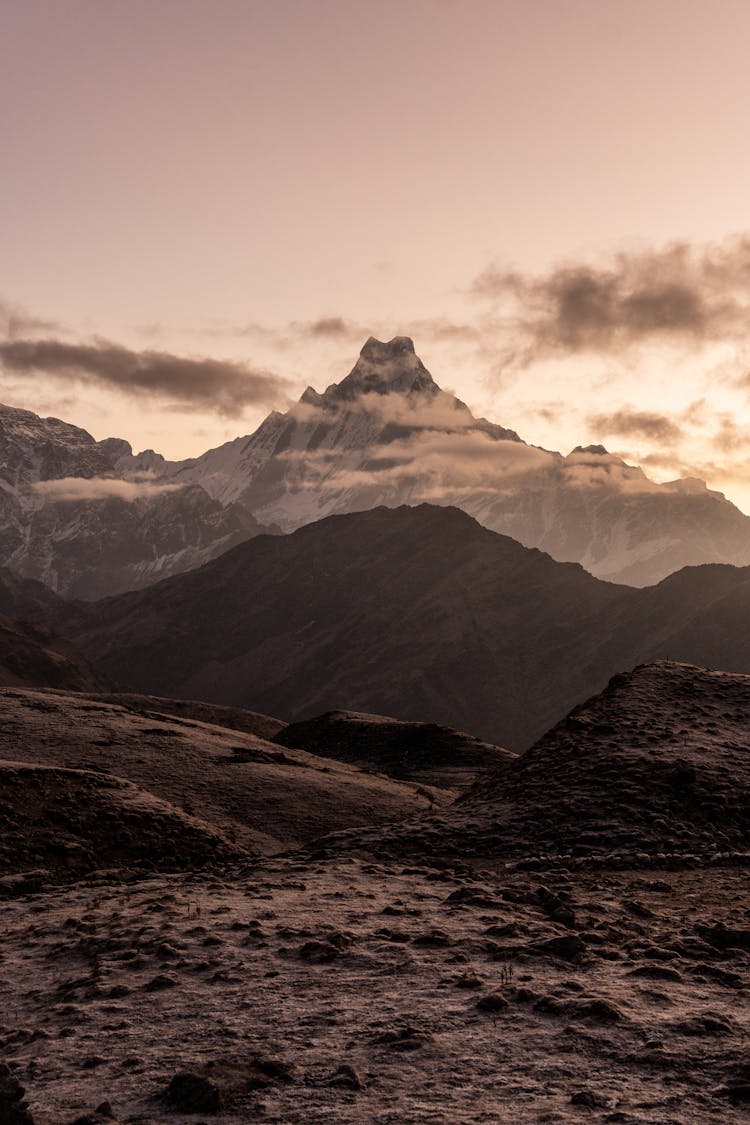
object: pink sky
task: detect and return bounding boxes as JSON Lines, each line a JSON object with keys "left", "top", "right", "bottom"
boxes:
{"left": 3, "top": 0, "right": 750, "bottom": 508}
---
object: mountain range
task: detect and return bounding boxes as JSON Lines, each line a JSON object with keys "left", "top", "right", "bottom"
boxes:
{"left": 14, "top": 502, "right": 747, "bottom": 751}
{"left": 3, "top": 336, "right": 750, "bottom": 598}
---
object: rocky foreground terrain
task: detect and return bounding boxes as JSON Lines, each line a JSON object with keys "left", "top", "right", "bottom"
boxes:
{"left": 0, "top": 662, "right": 749, "bottom": 1122}
{"left": 1, "top": 858, "right": 749, "bottom": 1122}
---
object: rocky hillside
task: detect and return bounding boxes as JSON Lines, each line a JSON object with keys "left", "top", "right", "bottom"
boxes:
{"left": 335, "top": 662, "right": 750, "bottom": 865}
{"left": 0, "top": 687, "right": 448, "bottom": 858}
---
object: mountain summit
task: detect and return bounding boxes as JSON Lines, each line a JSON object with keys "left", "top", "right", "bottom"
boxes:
{"left": 331, "top": 336, "right": 439, "bottom": 399}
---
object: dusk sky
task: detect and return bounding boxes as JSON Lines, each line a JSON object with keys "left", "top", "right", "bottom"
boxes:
{"left": 3, "top": 0, "right": 750, "bottom": 508}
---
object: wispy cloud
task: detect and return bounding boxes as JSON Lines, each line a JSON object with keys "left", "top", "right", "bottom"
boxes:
{"left": 0, "top": 338, "right": 291, "bottom": 417}
{"left": 32, "top": 477, "right": 184, "bottom": 502}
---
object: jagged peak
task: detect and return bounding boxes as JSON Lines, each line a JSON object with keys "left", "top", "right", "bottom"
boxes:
{"left": 359, "top": 335, "right": 416, "bottom": 361}
{"left": 324, "top": 337, "right": 439, "bottom": 401}
{"left": 568, "top": 444, "right": 610, "bottom": 458}
{"left": 299, "top": 385, "right": 324, "bottom": 407}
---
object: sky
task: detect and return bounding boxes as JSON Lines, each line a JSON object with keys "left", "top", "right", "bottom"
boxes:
{"left": 3, "top": 0, "right": 750, "bottom": 509}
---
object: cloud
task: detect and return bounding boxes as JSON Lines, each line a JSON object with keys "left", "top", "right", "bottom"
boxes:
{"left": 0, "top": 298, "right": 59, "bottom": 339}
{"left": 31, "top": 477, "right": 184, "bottom": 503}
{"left": 587, "top": 408, "right": 684, "bottom": 445}
{"left": 298, "top": 316, "right": 359, "bottom": 339}
{"left": 471, "top": 236, "right": 750, "bottom": 365}
{"left": 709, "top": 415, "right": 750, "bottom": 454}
{"left": 0, "top": 337, "right": 292, "bottom": 417}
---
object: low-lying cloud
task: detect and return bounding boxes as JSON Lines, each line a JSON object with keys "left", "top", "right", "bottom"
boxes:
{"left": 0, "top": 338, "right": 291, "bottom": 417}
{"left": 471, "top": 236, "right": 750, "bottom": 365}
{"left": 32, "top": 477, "right": 184, "bottom": 503}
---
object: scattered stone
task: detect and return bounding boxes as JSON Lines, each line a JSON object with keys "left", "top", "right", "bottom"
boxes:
{"left": 144, "top": 973, "right": 179, "bottom": 991}
{"left": 571, "top": 1089, "right": 609, "bottom": 1108}
{"left": 323, "top": 1064, "right": 366, "bottom": 1091}
{"left": 475, "top": 993, "right": 509, "bottom": 1013}
{"left": 629, "top": 965, "right": 683, "bottom": 982}
{"left": 411, "top": 929, "right": 452, "bottom": 947}
{"left": 373, "top": 1026, "right": 432, "bottom": 1051}
{"left": 672, "top": 1013, "right": 732, "bottom": 1036}
{"left": 529, "top": 935, "right": 585, "bottom": 961}
{"left": 454, "top": 974, "right": 483, "bottom": 989}
{"left": 298, "top": 940, "right": 341, "bottom": 962}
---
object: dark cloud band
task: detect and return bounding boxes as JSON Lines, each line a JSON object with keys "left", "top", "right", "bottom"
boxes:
{"left": 0, "top": 337, "right": 291, "bottom": 417}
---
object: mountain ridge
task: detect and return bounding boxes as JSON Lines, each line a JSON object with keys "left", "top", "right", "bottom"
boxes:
{"left": 21, "top": 502, "right": 749, "bottom": 751}
{"left": 107, "top": 336, "right": 750, "bottom": 586}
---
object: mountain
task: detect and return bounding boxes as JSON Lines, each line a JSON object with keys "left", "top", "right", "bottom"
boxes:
{"left": 0, "top": 614, "right": 102, "bottom": 691}
{"left": 5, "top": 339, "right": 750, "bottom": 594}
{"left": 330, "top": 662, "right": 750, "bottom": 865}
{"left": 43, "top": 503, "right": 750, "bottom": 752}
{"left": 0, "top": 403, "right": 274, "bottom": 598}
{"left": 137, "top": 337, "right": 750, "bottom": 586}
{"left": 59, "top": 504, "right": 634, "bottom": 749}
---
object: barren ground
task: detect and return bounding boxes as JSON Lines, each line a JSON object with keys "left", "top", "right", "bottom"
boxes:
{"left": 2, "top": 857, "right": 749, "bottom": 1123}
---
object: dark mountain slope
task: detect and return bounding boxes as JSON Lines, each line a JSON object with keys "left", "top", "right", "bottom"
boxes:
{"left": 275, "top": 710, "right": 515, "bottom": 788}
{"left": 0, "top": 614, "right": 102, "bottom": 691}
{"left": 0, "top": 565, "right": 70, "bottom": 621}
{"left": 65, "top": 505, "right": 635, "bottom": 748}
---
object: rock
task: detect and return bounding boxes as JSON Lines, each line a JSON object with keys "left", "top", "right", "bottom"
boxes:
{"left": 476, "top": 993, "right": 509, "bottom": 1013}
{"left": 298, "top": 940, "right": 341, "bottom": 962}
{"left": 323, "top": 1064, "right": 366, "bottom": 1091}
{"left": 699, "top": 923, "right": 750, "bottom": 951}
{"left": 454, "top": 974, "right": 483, "bottom": 989}
{"left": 529, "top": 935, "right": 585, "bottom": 961}
{"left": 144, "top": 973, "right": 179, "bottom": 991}
{"left": 715, "top": 1082, "right": 750, "bottom": 1104}
{"left": 672, "top": 1014, "right": 732, "bottom": 1036}
{"left": 629, "top": 965, "right": 683, "bottom": 982}
{"left": 571, "top": 1089, "right": 609, "bottom": 1108}
{"left": 0, "top": 1063, "right": 34, "bottom": 1123}
{"left": 373, "top": 1026, "right": 432, "bottom": 1051}
{"left": 411, "top": 929, "right": 452, "bottom": 947}
{"left": 164, "top": 1071, "right": 223, "bottom": 1113}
